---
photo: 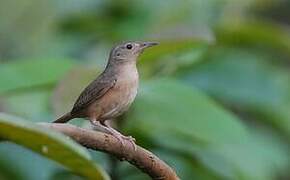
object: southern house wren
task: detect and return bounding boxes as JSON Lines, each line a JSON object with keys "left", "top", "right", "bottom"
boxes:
{"left": 54, "top": 41, "right": 158, "bottom": 147}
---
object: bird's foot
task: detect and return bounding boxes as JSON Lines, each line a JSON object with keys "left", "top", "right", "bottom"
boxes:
{"left": 112, "top": 133, "right": 126, "bottom": 147}
{"left": 111, "top": 133, "right": 137, "bottom": 151}
{"left": 92, "top": 120, "right": 137, "bottom": 151}
{"left": 121, "top": 135, "right": 137, "bottom": 151}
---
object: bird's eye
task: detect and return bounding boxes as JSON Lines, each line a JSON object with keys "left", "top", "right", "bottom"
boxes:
{"left": 126, "top": 44, "right": 133, "bottom": 49}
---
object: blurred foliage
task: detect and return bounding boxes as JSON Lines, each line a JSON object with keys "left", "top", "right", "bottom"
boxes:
{"left": 0, "top": 113, "right": 109, "bottom": 180}
{"left": 0, "top": 0, "right": 290, "bottom": 179}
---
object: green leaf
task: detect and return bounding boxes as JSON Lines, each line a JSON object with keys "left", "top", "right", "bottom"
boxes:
{"left": 216, "top": 21, "right": 290, "bottom": 58}
{"left": 0, "top": 113, "right": 109, "bottom": 180}
{"left": 140, "top": 40, "right": 208, "bottom": 62}
{"left": 138, "top": 40, "right": 209, "bottom": 78}
{"left": 212, "top": 129, "right": 290, "bottom": 180}
{"left": 180, "top": 47, "right": 290, "bottom": 138}
{"left": 0, "top": 59, "right": 76, "bottom": 95}
{"left": 125, "top": 78, "right": 249, "bottom": 144}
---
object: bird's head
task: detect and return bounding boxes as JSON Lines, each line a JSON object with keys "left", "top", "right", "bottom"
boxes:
{"left": 109, "top": 41, "right": 158, "bottom": 63}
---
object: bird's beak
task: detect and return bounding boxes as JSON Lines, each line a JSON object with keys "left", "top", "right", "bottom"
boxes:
{"left": 140, "top": 42, "right": 159, "bottom": 49}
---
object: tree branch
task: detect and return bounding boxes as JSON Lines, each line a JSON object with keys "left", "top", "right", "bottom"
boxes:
{"left": 40, "top": 123, "right": 179, "bottom": 180}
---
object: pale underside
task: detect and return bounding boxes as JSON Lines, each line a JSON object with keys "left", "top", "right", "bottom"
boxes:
{"left": 71, "top": 63, "right": 139, "bottom": 122}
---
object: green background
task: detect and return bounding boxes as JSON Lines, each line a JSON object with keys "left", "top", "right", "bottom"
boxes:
{"left": 0, "top": 0, "right": 290, "bottom": 179}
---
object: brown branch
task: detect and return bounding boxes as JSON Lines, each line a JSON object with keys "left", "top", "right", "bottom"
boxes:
{"left": 40, "top": 123, "right": 179, "bottom": 180}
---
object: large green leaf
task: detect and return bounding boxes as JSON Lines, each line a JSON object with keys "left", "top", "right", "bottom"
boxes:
{"left": 180, "top": 47, "right": 290, "bottom": 138}
{"left": 138, "top": 40, "right": 209, "bottom": 78}
{"left": 211, "top": 129, "right": 290, "bottom": 180}
{"left": 0, "top": 59, "right": 76, "bottom": 95}
{"left": 124, "top": 78, "right": 249, "bottom": 144}
{"left": 0, "top": 113, "right": 109, "bottom": 180}
{"left": 216, "top": 21, "right": 290, "bottom": 58}
{"left": 121, "top": 79, "right": 260, "bottom": 178}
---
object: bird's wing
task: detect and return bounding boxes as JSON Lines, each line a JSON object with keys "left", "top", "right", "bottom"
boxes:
{"left": 71, "top": 74, "right": 117, "bottom": 115}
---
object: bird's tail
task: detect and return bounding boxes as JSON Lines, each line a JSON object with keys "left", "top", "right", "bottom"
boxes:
{"left": 53, "top": 112, "right": 73, "bottom": 123}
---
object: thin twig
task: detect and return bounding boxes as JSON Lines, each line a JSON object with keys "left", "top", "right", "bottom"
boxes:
{"left": 40, "top": 123, "right": 179, "bottom": 180}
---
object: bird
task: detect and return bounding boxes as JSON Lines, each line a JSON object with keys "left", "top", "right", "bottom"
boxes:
{"left": 53, "top": 41, "right": 158, "bottom": 148}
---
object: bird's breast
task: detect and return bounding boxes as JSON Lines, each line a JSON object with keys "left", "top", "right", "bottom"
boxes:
{"left": 99, "top": 64, "right": 139, "bottom": 119}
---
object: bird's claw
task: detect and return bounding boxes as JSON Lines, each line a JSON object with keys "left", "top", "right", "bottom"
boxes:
{"left": 123, "top": 135, "right": 136, "bottom": 142}
{"left": 113, "top": 135, "right": 137, "bottom": 151}
{"left": 123, "top": 135, "right": 137, "bottom": 151}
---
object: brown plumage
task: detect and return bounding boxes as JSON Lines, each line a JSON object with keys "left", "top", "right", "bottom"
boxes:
{"left": 54, "top": 41, "right": 158, "bottom": 147}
